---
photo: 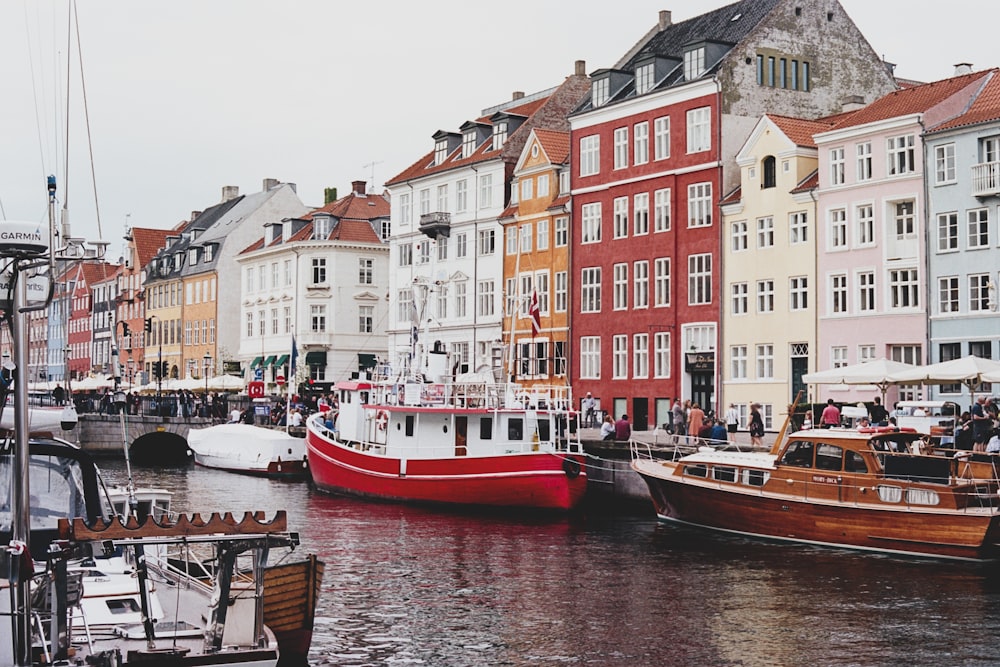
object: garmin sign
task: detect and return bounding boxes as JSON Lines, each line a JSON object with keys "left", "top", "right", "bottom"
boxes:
{"left": 0, "top": 220, "right": 50, "bottom": 256}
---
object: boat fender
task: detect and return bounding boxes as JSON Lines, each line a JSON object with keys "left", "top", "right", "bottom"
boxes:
{"left": 562, "top": 457, "right": 581, "bottom": 479}
{"left": 376, "top": 410, "right": 389, "bottom": 431}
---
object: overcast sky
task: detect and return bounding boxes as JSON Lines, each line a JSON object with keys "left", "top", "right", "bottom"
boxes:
{"left": 2, "top": 0, "right": 997, "bottom": 252}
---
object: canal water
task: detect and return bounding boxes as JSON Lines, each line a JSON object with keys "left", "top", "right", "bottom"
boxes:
{"left": 99, "top": 460, "right": 1000, "bottom": 666}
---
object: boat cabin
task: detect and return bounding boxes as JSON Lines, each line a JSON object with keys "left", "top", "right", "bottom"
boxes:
{"left": 894, "top": 400, "right": 961, "bottom": 437}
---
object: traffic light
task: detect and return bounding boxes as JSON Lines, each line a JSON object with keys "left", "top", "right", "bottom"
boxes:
{"left": 144, "top": 318, "right": 153, "bottom": 333}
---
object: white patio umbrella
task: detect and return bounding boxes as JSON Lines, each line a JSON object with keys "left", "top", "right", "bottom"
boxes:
{"left": 801, "top": 357, "right": 916, "bottom": 404}
{"left": 888, "top": 355, "right": 1000, "bottom": 404}
{"left": 206, "top": 374, "right": 245, "bottom": 391}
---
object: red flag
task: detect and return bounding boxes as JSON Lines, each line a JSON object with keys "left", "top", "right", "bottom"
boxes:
{"left": 529, "top": 290, "right": 541, "bottom": 336}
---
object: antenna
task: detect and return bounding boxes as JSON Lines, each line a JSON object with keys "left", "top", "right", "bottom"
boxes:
{"left": 363, "top": 160, "right": 383, "bottom": 188}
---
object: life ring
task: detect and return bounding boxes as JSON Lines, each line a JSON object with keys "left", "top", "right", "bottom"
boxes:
{"left": 857, "top": 426, "right": 917, "bottom": 434}
{"left": 562, "top": 457, "right": 581, "bottom": 479}
{"left": 376, "top": 410, "right": 389, "bottom": 431}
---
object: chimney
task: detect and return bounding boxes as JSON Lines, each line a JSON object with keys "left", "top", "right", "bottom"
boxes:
{"left": 659, "top": 10, "right": 672, "bottom": 30}
{"left": 512, "top": 91, "right": 525, "bottom": 101}
{"left": 221, "top": 185, "right": 239, "bottom": 202}
{"left": 954, "top": 63, "right": 973, "bottom": 75}
{"left": 841, "top": 95, "right": 866, "bottom": 112}
{"left": 262, "top": 178, "right": 280, "bottom": 192}
{"left": 190, "top": 210, "right": 202, "bottom": 222}
{"left": 352, "top": 180, "right": 367, "bottom": 195}
{"left": 575, "top": 60, "right": 587, "bottom": 76}
{"left": 324, "top": 187, "right": 338, "bottom": 204}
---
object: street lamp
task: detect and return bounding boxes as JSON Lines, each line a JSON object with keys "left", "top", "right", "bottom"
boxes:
{"left": 203, "top": 352, "right": 212, "bottom": 396}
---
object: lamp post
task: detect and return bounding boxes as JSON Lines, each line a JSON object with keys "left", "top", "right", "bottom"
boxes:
{"left": 203, "top": 352, "right": 212, "bottom": 417}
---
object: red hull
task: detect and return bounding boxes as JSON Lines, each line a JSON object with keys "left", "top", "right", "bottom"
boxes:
{"left": 306, "top": 428, "right": 587, "bottom": 510}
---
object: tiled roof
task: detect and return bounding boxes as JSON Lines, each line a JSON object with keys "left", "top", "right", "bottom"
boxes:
{"left": 329, "top": 220, "right": 382, "bottom": 243}
{"left": 307, "top": 190, "right": 390, "bottom": 221}
{"left": 79, "top": 261, "right": 116, "bottom": 286}
{"left": 720, "top": 185, "right": 742, "bottom": 205}
{"left": 791, "top": 169, "right": 819, "bottom": 194}
{"left": 931, "top": 70, "right": 1000, "bottom": 133}
{"left": 131, "top": 227, "right": 173, "bottom": 268}
{"left": 386, "top": 131, "right": 506, "bottom": 185}
{"left": 830, "top": 70, "right": 992, "bottom": 131}
{"left": 532, "top": 128, "right": 570, "bottom": 164}
{"left": 498, "top": 205, "right": 518, "bottom": 220}
{"left": 547, "top": 195, "right": 570, "bottom": 211}
{"left": 766, "top": 114, "right": 836, "bottom": 148}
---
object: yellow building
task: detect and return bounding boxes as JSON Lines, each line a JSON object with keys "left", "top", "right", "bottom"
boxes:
{"left": 720, "top": 115, "right": 832, "bottom": 429}
{"left": 501, "top": 128, "right": 571, "bottom": 388}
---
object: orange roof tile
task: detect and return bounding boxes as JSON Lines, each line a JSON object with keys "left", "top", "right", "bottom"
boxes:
{"left": 791, "top": 169, "right": 820, "bottom": 194}
{"left": 533, "top": 128, "right": 570, "bottom": 164}
{"left": 766, "top": 115, "right": 837, "bottom": 148}
{"left": 131, "top": 227, "right": 174, "bottom": 268}
{"left": 932, "top": 70, "right": 1000, "bottom": 132}
{"left": 547, "top": 195, "right": 570, "bottom": 211}
{"left": 720, "top": 185, "right": 742, "bottom": 205}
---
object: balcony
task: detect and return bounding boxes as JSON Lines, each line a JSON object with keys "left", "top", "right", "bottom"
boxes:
{"left": 419, "top": 212, "right": 451, "bottom": 240}
{"left": 971, "top": 162, "right": 1000, "bottom": 197}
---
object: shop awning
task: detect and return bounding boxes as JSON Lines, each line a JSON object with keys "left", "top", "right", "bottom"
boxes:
{"left": 250, "top": 356, "right": 263, "bottom": 369}
{"left": 262, "top": 355, "right": 277, "bottom": 368}
{"left": 274, "top": 354, "right": 289, "bottom": 368}
{"left": 305, "top": 350, "right": 327, "bottom": 365}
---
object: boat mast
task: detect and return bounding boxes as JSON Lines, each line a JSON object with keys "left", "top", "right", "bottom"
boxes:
{"left": 506, "top": 230, "right": 521, "bottom": 381}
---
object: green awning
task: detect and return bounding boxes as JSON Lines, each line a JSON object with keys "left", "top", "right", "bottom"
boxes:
{"left": 262, "top": 355, "right": 277, "bottom": 368}
{"left": 305, "top": 350, "right": 327, "bottom": 365}
{"left": 250, "top": 356, "right": 263, "bottom": 369}
{"left": 274, "top": 354, "right": 289, "bottom": 368}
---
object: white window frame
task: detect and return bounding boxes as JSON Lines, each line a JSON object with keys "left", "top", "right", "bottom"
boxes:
{"left": 654, "top": 116, "right": 670, "bottom": 160}
{"left": 634, "top": 121, "right": 649, "bottom": 165}
{"left": 654, "top": 188, "right": 671, "bottom": 232}
{"left": 687, "top": 253, "right": 712, "bottom": 305}
{"left": 581, "top": 202, "right": 602, "bottom": 244}
{"left": 613, "top": 197, "right": 629, "bottom": 239}
{"left": 634, "top": 260, "right": 649, "bottom": 309}
{"left": 634, "top": 193, "right": 649, "bottom": 236}
{"left": 613, "top": 263, "right": 628, "bottom": 311}
{"left": 580, "top": 336, "right": 601, "bottom": 379}
{"left": 581, "top": 267, "right": 602, "bottom": 313}
{"left": 614, "top": 127, "right": 629, "bottom": 170}
{"left": 687, "top": 182, "right": 712, "bottom": 228}
{"left": 633, "top": 333, "right": 649, "bottom": 379}
{"left": 613, "top": 335, "right": 628, "bottom": 379}
{"left": 580, "top": 135, "right": 600, "bottom": 176}
{"left": 654, "top": 258, "right": 670, "bottom": 308}
{"left": 935, "top": 143, "right": 956, "bottom": 184}
{"left": 686, "top": 107, "right": 711, "bottom": 153}
{"left": 789, "top": 211, "right": 808, "bottom": 244}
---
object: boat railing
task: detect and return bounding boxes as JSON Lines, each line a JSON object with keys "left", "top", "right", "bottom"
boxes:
{"left": 367, "top": 381, "right": 574, "bottom": 412}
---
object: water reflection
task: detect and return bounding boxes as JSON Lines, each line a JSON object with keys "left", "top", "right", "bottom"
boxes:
{"left": 99, "top": 461, "right": 1000, "bottom": 666}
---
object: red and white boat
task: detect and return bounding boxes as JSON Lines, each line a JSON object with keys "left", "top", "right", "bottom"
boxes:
{"left": 305, "top": 362, "right": 587, "bottom": 510}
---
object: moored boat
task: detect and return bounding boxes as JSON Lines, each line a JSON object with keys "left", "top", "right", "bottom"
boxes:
{"left": 631, "top": 427, "right": 1000, "bottom": 560}
{"left": 187, "top": 422, "right": 308, "bottom": 479}
{"left": 306, "top": 371, "right": 587, "bottom": 510}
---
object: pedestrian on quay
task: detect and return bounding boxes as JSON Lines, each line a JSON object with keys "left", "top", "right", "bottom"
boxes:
{"left": 688, "top": 403, "right": 705, "bottom": 439}
{"left": 600, "top": 414, "right": 615, "bottom": 441}
{"left": 868, "top": 396, "right": 889, "bottom": 426}
{"left": 582, "top": 392, "right": 596, "bottom": 428}
{"left": 672, "top": 398, "right": 686, "bottom": 436}
{"left": 820, "top": 398, "right": 841, "bottom": 428}
{"left": 615, "top": 414, "right": 631, "bottom": 441}
{"left": 710, "top": 419, "right": 728, "bottom": 444}
{"left": 749, "top": 402, "right": 765, "bottom": 447}
{"left": 725, "top": 403, "right": 739, "bottom": 435}
{"left": 972, "top": 397, "right": 991, "bottom": 452}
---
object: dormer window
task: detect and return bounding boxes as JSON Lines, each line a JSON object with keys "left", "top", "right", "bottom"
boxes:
{"left": 314, "top": 215, "right": 331, "bottom": 240}
{"left": 684, "top": 46, "right": 706, "bottom": 80}
{"left": 434, "top": 139, "right": 448, "bottom": 165}
{"left": 188, "top": 248, "right": 198, "bottom": 265}
{"left": 592, "top": 78, "right": 609, "bottom": 107}
{"left": 462, "top": 131, "right": 477, "bottom": 158}
{"left": 635, "top": 63, "right": 655, "bottom": 95}
{"left": 173, "top": 253, "right": 182, "bottom": 271}
{"left": 492, "top": 122, "right": 508, "bottom": 151}
{"left": 204, "top": 245, "right": 214, "bottom": 262}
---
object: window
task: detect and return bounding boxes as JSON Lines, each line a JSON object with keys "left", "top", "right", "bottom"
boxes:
{"left": 731, "top": 282, "right": 748, "bottom": 315}
{"left": 789, "top": 211, "right": 808, "bottom": 244}
{"left": 477, "top": 280, "right": 495, "bottom": 316}
{"left": 455, "top": 281, "right": 467, "bottom": 317}
{"left": 633, "top": 334, "right": 649, "bottom": 378}
{"left": 591, "top": 78, "right": 609, "bottom": 107}
{"left": 829, "top": 147, "right": 845, "bottom": 185}
{"left": 939, "top": 276, "right": 959, "bottom": 313}
{"left": 832, "top": 346, "right": 848, "bottom": 369}
{"left": 635, "top": 62, "right": 655, "bottom": 94}
{"left": 504, "top": 277, "right": 516, "bottom": 316}
{"left": 397, "top": 289, "right": 412, "bottom": 324}
{"left": 968, "top": 208, "right": 989, "bottom": 248}
{"left": 634, "top": 260, "right": 649, "bottom": 308}
{"left": 535, "top": 271, "right": 549, "bottom": 315}
{"left": 654, "top": 116, "right": 670, "bottom": 160}
{"left": 858, "top": 345, "right": 876, "bottom": 363}
{"left": 398, "top": 243, "right": 413, "bottom": 267}
{"left": 456, "top": 180, "right": 468, "bottom": 212}
{"left": 970, "top": 274, "right": 991, "bottom": 311}
{"left": 519, "top": 223, "right": 533, "bottom": 253}
{"left": 581, "top": 267, "right": 602, "bottom": 313}
{"left": 858, "top": 271, "right": 875, "bottom": 312}
{"left": 462, "top": 132, "right": 476, "bottom": 159}
{"left": 555, "top": 217, "right": 568, "bottom": 247}
{"left": 856, "top": 141, "right": 872, "bottom": 181}
{"left": 580, "top": 337, "right": 601, "bottom": 379}
{"left": 520, "top": 178, "right": 533, "bottom": 202}
{"left": 756, "top": 280, "right": 774, "bottom": 313}
{"left": 311, "top": 258, "right": 326, "bottom": 284}
{"left": 614, "top": 127, "right": 629, "bottom": 169}
{"left": 654, "top": 258, "right": 670, "bottom": 307}
{"left": 887, "top": 134, "right": 915, "bottom": 175}
{"left": 688, "top": 253, "right": 712, "bottom": 305}
{"left": 417, "top": 240, "right": 431, "bottom": 264}
{"left": 437, "top": 286, "right": 449, "bottom": 320}
{"left": 613, "top": 197, "right": 629, "bottom": 239}
{"left": 437, "top": 236, "right": 448, "bottom": 261}
{"left": 634, "top": 193, "right": 649, "bottom": 235}
{"left": 359, "top": 258, "right": 373, "bottom": 285}
{"left": 359, "top": 305, "right": 374, "bottom": 333}
{"left": 613, "top": 335, "right": 628, "bottom": 379}
{"left": 730, "top": 345, "right": 747, "bottom": 380}
{"left": 762, "top": 156, "right": 776, "bottom": 189}
{"left": 613, "top": 263, "right": 628, "bottom": 310}
{"left": 767, "top": 56, "right": 775, "bottom": 86}
{"left": 756, "top": 344, "right": 774, "bottom": 379}
{"left": 310, "top": 304, "right": 326, "bottom": 332}
{"left": 654, "top": 188, "right": 671, "bottom": 232}
{"left": 492, "top": 122, "right": 508, "bottom": 151}
{"left": 654, "top": 332, "right": 670, "bottom": 378}
{"left": 479, "top": 174, "right": 493, "bottom": 208}
{"left": 728, "top": 221, "right": 748, "bottom": 253}
{"left": 581, "top": 203, "right": 602, "bottom": 243}
{"left": 935, "top": 143, "right": 956, "bottom": 184}
{"left": 399, "top": 192, "right": 411, "bottom": 225}
{"left": 831, "top": 274, "right": 848, "bottom": 314}
{"left": 756, "top": 54, "right": 764, "bottom": 84}
{"left": 478, "top": 229, "right": 495, "bottom": 255}
{"left": 937, "top": 212, "right": 959, "bottom": 252}
{"left": 790, "top": 277, "right": 808, "bottom": 311}
{"left": 537, "top": 174, "right": 549, "bottom": 198}
{"left": 890, "top": 344, "right": 921, "bottom": 367}
{"left": 434, "top": 140, "right": 448, "bottom": 165}
{"left": 419, "top": 189, "right": 430, "bottom": 215}
{"left": 437, "top": 184, "right": 448, "bottom": 212}
{"left": 830, "top": 209, "right": 847, "bottom": 248}
{"left": 684, "top": 46, "right": 705, "bottom": 80}
{"left": 686, "top": 107, "right": 711, "bottom": 153}
{"left": 555, "top": 271, "right": 568, "bottom": 312}
{"left": 756, "top": 217, "right": 774, "bottom": 248}
{"left": 634, "top": 122, "right": 649, "bottom": 165}
{"left": 889, "top": 268, "right": 919, "bottom": 309}
{"left": 580, "top": 135, "right": 600, "bottom": 176}
{"left": 856, "top": 205, "right": 874, "bottom": 246}
{"left": 688, "top": 182, "right": 712, "bottom": 227}
{"left": 283, "top": 307, "right": 291, "bottom": 334}
{"left": 894, "top": 201, "right": 915, "bottom": 239}
{"left": 537, "top": 219, "right": 549, "bottom": 250}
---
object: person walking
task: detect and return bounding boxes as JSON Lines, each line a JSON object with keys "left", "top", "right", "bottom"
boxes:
{"left": 615, "top": 414, "right": 631, "bottom": 441}
{"left": 749, "top": 403, "right": 765, "bottom": 447}
{"left": 672, "top": 399, "right": 686, "bottom": 436}
{"left": 582, "top": 392, "right": 597, "bottom": 428}
{"left": 724, "top": 403, "right": 739, "bottom": 435}
{"left": 820, "top": 399, "right": 841, "bottom": 428}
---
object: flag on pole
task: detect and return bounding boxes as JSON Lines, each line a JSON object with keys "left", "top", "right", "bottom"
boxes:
{"left": 290, "top": 335, "right": 298, "bottom": 376}
{"left": 529, "top": 290, "right": 541, "bottom": 336}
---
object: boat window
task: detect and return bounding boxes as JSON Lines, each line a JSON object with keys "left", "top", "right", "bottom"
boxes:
{"left": 537, "top": 419, "right": 551, "bottom": 442}
{"left": 712, "top": 466, "right": 737, "bottom": 483}
{"left": 815, "top": 444, "right": 844, "bottom": 471}
{"left": 360, "top": 391, "right": 369, "bottom": 403}
{"left": 480, "top": 417, "right": 493, "bottom": 440}
{"left": 508, "top": 418, "right": 524, "bottom": 440}
{"left": 405, "top": 415, "right": 415, "bottom": 437}
{"left": 742, "top": 469, "right": 769, "bottom": 486}
{"left": 906, "top": 488, "right": 940, "bottom": 506}
{"left": 876, "top": 485, "right": 902, "bottom": 503}
{"left": 845, "top": 451, "right": 867, "bottom": 473}
{"left": 106, "top": 599, "right": 141, "bottom": 615}
{"left": 780, "top": 441, "right": 814, "bottom": 468}
{"left": 683, "top": 464, "right": 708, "bottom": 478}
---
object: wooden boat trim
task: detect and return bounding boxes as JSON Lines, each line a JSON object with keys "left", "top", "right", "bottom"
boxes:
{"left": 60, "top": 510, "right": 288, "bottom": 541}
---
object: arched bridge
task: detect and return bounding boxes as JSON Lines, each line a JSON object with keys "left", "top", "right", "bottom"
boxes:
{"left": 73, "top": 414, "right": 212, "bottom": 461}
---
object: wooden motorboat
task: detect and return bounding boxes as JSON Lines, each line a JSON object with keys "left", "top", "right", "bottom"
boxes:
{"left": 632, "top": 427, "right": 1000, "bottom": 560}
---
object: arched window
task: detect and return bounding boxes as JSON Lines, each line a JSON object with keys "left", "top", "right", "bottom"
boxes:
{"left": 762, "top": 156, "right": 776, "bottom": 189}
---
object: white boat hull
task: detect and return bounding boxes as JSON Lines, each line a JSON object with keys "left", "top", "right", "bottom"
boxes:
{"left": 187, "top": 423, "right": 308, "bottom": 478}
